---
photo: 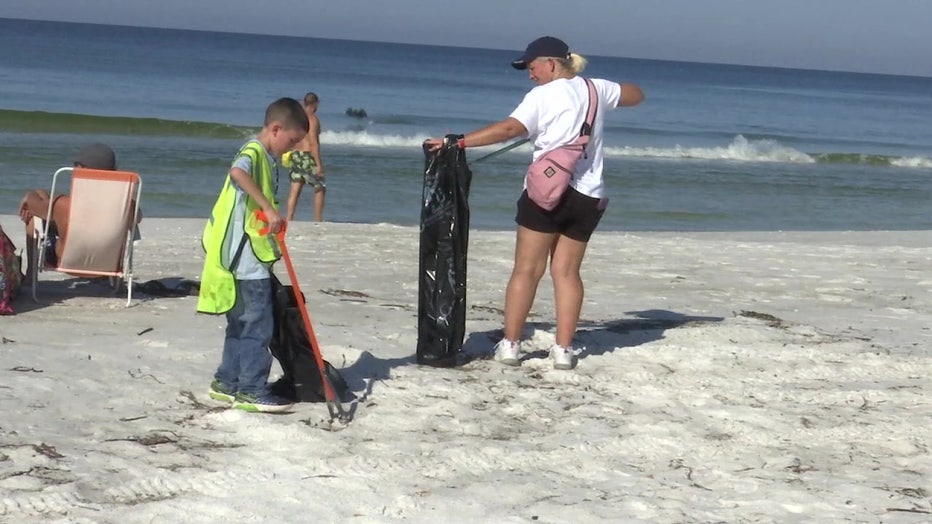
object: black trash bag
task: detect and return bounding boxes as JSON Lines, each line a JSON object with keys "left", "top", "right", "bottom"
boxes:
{"left": 416, "top": 135, "right": 472, "bottom": 367}
{"left": 269, "top": 273, "right": 348, "bottom": 402}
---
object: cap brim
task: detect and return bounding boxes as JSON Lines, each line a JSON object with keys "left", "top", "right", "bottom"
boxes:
{"left": 511, "top": 59, "right": 529, "bottom": 70}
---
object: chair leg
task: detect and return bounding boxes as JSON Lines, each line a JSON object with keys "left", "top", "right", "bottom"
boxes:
{"left": 107, "top": 275, "right": 131, "bottom": 306}
{"left": 30, "top": 218, "right": 43, "bottom": 303}
{"left": 30, "top": 255, "right": 37, "bottom": 303}
{"left": 126, "top": 275, "right": 133, "bottom": 307}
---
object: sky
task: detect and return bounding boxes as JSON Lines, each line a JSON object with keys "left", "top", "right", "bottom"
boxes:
{"left": 2, "top": 0, "right": 930, "bottom": 77}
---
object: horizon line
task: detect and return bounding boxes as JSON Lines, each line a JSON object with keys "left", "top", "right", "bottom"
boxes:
{"left": 3, "top": 16, "right": 930, "bottom": 80}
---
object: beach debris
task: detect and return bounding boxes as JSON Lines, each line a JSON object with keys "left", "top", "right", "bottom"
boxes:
{"left": 301, "top": 416, "right": 350, "bottom": 432}
{"left": 137, "top": 327, "right": 154, "bottom": 336}
{"left": 379, "top": 303, "right": 415, "bottom": 311}
{"left": 886, "top": 508, "right": 932, "bottom": 514}
{"left": 737, "top": 310, "right": 786, "bottom": 328}
{"left": 893, "top": 487, "right": 928, "bottom": 498}
{"left": 784, "top": 457, "right": 817, "bottom": 474}
{"left": 321, "top": 288, "right": 371, "bottom": 299}
{"left": 128, "top": 368, "right": 164, "bottom": 383}
{"left": 9, "top": 366, "right": 43, "bottom": 373}
{"left": 33, "top": 443, "right": 64, "bottom": 459}
{"left": 471, "top": 304, "right": 504, "bottom": 315}
{"left": 176, "top": 389, "right": 228, "bottom": 411}
{"left": 105, "top": 432, "right": 178, "bottom": 447}
{"left": 136, "top": 279, "right": 200, "bottom": 297}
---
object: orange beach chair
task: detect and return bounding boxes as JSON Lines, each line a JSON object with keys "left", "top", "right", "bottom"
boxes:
{"left": 31, "top": 167, "right": 142, "bottom": 306}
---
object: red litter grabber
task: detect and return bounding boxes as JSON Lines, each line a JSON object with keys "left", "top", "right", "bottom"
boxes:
{"left": 255, "top": 210, "right": 351, "bottom": 424}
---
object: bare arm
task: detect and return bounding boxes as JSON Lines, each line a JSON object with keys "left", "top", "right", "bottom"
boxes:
{"left": 618, "top": 83, "right": 645, "bottom": 107}
{"left": 307, "top": 116, "right": 323, "bottom": 175}
{"left": 425, "top": 117, "right": 528, "bottom": 152}
{"left": 461, "top": 117, "right": 528, "bottom": 148}
{"left": 18, "top": 190, "right": 49, "bottom": 224}
{"left": 229, "top": 167, "right": 283, "bottom": 233}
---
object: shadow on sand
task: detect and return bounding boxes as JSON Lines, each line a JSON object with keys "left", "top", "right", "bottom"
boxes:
{"left": 13, "top": 276, "right": 199, "bottom": 313}
{"left": 338, "top": 309, "right": 725, "bottom": 397}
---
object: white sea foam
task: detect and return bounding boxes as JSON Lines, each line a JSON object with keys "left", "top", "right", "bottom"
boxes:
{"left": 891, "top": 155, "right": 932, "bottom": 169}
{"left": 321, "top": 132, "right": 818, "bottom": 164}
{"left": 605, "top": 135, "right": 815, "bottom": 163}
{"left": 320, "top": 129, "right": 428, "bottom": 148}
{"left": 320, "top": 130, "right": 532, "bottom": 155}
{"left": 319, "top": 131, "right": 931, "bottom": 172}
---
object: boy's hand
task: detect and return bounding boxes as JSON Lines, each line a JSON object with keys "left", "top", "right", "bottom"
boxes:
{"left": 263, "top": 208, "right": 283, "bottom": 234}
{"left": 254, "top": 209, "right": 288, "bottom": 238}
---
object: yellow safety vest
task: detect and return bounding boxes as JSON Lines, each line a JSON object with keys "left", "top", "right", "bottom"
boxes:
{"left": 197, "top": 140, "right": 280, "bottom": 314}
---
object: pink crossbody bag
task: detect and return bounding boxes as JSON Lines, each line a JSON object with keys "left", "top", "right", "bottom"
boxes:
{"left": 525, "top": 77, "right": 598, "bottom": 210}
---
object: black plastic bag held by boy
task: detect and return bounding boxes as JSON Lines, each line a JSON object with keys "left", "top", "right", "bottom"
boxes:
{"left": 269, "top": 273, "right": 348, "bottom": 402}
{"left": 417, "top": 135, "right": 472, "bottom": 367}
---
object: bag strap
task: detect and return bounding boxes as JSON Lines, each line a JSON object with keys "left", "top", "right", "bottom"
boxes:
{"left": 578, "top": 77, "right": 598, "bottom": 138}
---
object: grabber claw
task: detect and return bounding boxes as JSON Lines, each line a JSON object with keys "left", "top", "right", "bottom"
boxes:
{"left": 255, "top": 210, "right": 352, "bottom": 423}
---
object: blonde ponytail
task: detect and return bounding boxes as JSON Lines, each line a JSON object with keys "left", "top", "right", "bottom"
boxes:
{"left": 568, "top": 53, "right": 588, "bottom": 74}
{"left": 555, "top": 53, "right": 588, "bottom": 74}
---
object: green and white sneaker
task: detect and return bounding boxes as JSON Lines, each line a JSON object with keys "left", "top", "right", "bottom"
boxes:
{"left": 232, "top": 392, "right": 295, "bottom": 413}
{"left": 208, "top": 379, "right": 236, "bottom": 403}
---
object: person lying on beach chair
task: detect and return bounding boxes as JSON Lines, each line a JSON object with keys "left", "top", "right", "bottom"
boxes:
{"left": 18, "top": 143, "right": 142, "bottom": 292}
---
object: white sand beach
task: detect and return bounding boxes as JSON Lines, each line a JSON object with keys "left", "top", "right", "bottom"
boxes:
{"left": 0, "top": 215, "right": 929, "bottom": 523}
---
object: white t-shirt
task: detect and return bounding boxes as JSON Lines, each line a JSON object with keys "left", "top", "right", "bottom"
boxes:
{"left": 509, "top": 76, "right": 621, "bottom": 199}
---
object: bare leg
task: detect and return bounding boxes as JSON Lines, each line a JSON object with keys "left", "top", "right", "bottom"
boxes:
{"left": 502, "top": 226, "right": 555, "bottom": 342}
{"left": 23, "top": 227, "right": 37, "bottom": 284}
{"left": 285, "top": 181, "right": 303, "bottom": 222}
{"left": 18, "top": 190, "right": 71, "bottom": 278}
{"left": 313, "top": 186, "right": 326, "bottom": 222}
{"left": 19, "top": 190, "right": 51, "bottom": 281}
{"left": 549, "top": 234, "right": 589, "bottom": 347}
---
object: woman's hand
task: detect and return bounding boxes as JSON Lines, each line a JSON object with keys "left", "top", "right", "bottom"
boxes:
{"left": 423, "top": 138, "right": 445, "bottom": 154}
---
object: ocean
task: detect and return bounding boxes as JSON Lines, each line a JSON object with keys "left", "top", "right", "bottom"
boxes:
{"left": 1, "top": 18, "right": 930, "bottom": 231}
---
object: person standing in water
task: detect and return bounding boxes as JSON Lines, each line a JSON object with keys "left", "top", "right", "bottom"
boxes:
{"left": 285, "top": 92, "right": 327, "bottom": 222}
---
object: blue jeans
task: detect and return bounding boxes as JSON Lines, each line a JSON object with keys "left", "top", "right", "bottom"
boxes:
{"left": 214, "top": 278, "right": 273, "bottom": 397}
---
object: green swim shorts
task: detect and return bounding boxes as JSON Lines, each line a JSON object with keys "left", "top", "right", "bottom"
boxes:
{"left": 284, "top": 150, "right": 324, "bottom": 188}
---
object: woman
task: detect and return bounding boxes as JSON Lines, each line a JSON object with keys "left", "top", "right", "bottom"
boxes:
{"left": 426, "top": 36, "right": 644, "bottom": 370}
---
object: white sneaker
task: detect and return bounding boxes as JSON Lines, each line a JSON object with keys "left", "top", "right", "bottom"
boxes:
{"left": 550, "top": 344, "right": 575, "bottom": 370}
{"left": 493, "top": 339, "right": 521, "bottom": 366}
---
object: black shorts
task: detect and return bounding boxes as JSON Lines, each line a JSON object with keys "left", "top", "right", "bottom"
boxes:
{"left": 45, "top": 222, "right": 60, "bottom": 267}
{"left": 515, "top": 187, "right": 607, "bottom": 242}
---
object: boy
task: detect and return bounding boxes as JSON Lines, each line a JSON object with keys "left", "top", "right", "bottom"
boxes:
{"left": 198, "top": 98, "right": 309, "bottom": 413}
